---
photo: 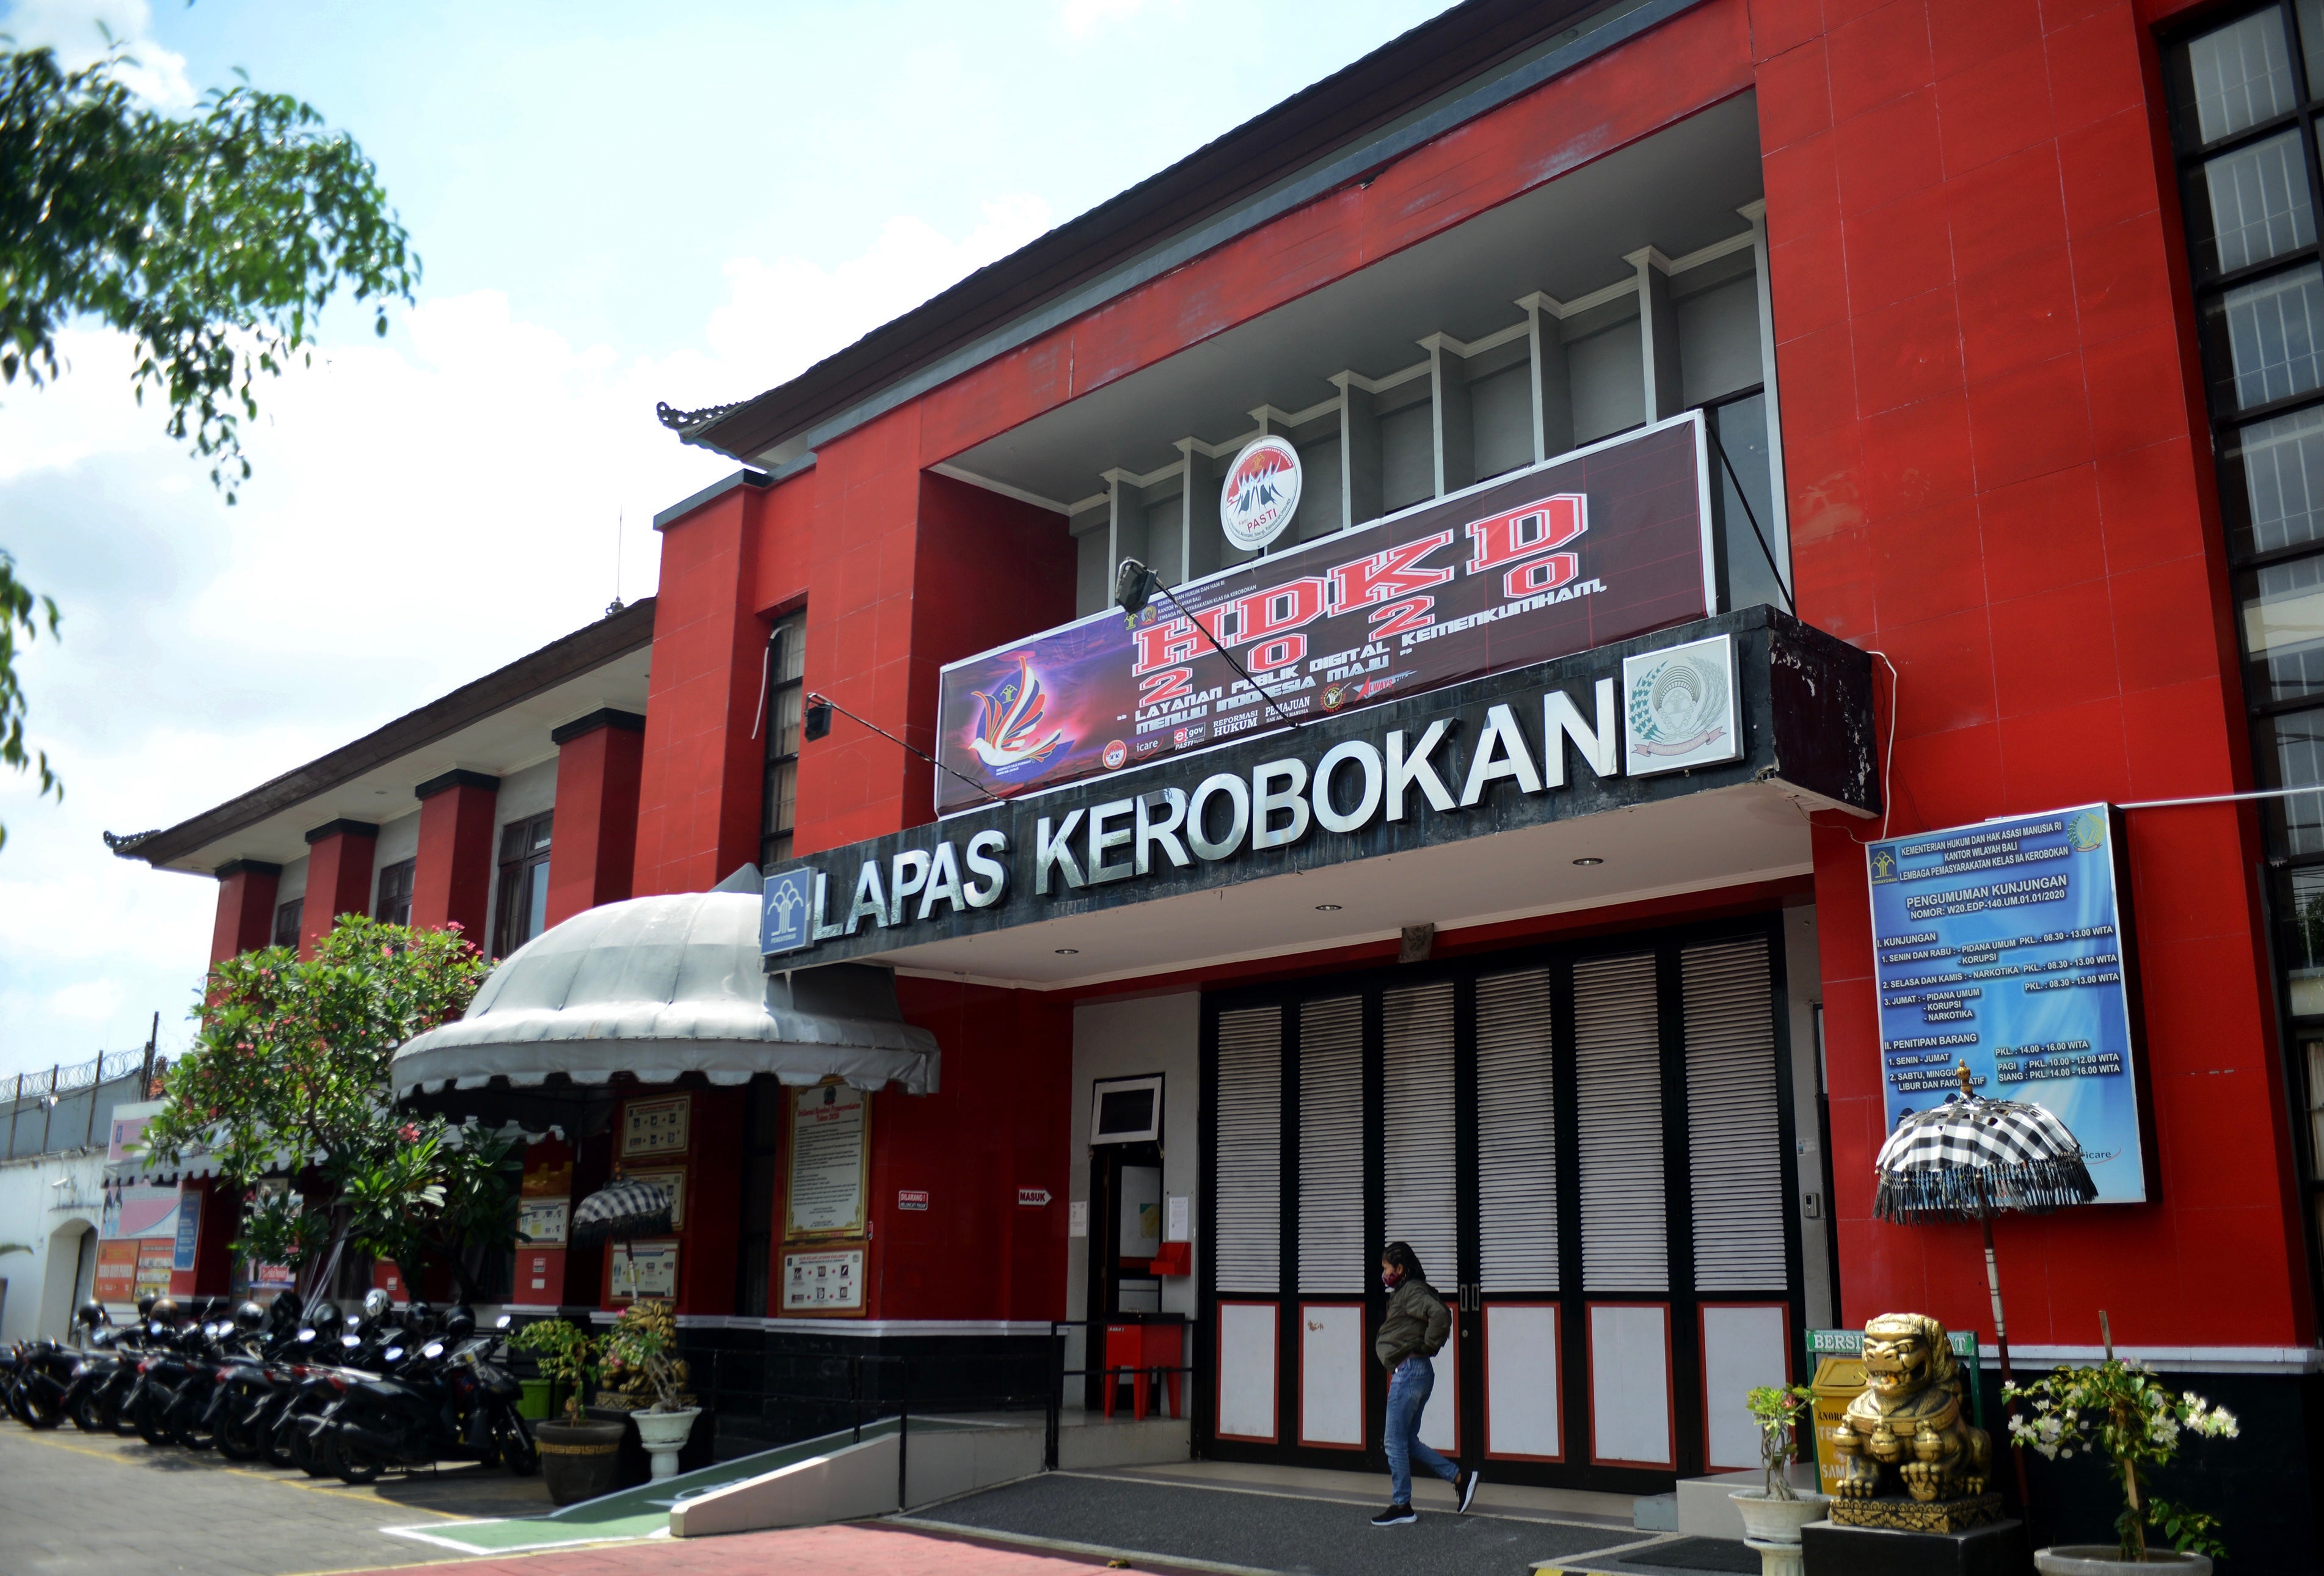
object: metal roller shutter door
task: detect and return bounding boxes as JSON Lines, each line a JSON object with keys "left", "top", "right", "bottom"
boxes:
{"left": 1575, "top": 952, "right": 1668, "bottom": 1293}
{"left": 1215, "top": 1004, "right": 1283, "bottom": 1293}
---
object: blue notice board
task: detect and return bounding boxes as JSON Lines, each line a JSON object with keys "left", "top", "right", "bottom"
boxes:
{"left": 171, "top": 1186, "right": 203, "bottom": 1272}
{"left": 1865, "top": 803, "right": 2148, "bottom": 1204}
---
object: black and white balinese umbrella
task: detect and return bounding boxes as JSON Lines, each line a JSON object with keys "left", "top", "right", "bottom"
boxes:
{"left": 569, "top": 1179, "right": 672, "bottom": 1246}
{"left": 1874, "top": 1062, "right": 2096, "bottom": 1498}
{"left": 570, "top": 1178, "right": 673, "bottom": 1301}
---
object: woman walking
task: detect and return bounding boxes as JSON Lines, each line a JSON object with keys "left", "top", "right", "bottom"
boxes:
{"left": 1371, "top": 1241, "right": 1480, "bottom": 1526}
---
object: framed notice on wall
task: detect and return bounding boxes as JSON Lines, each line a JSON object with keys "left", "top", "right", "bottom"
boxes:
{"left": 608, "top": 1239, "right": 679, "bottom": 1301}
{"left": 517, "top": 1198, "right": 570, "bottom": 1246}
{"left": 782, "top": 1248, "right": 864, "bottom": 1312}
{"left": 621, "top": 1094, "right": 691, "bottom": 1158}
{"left": 786, "top": 1081, "right": 869, "bottom": 1239}
{"left": 1865, "top": 803, "right": 2149, "bottom": 1203}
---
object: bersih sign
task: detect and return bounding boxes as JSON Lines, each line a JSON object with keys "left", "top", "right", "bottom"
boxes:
{"left": 1865, "top": 804, "right": 2150, "bottom": 1204}
{"left": 930, "top": 413, "right": 1714, "bottom": 815}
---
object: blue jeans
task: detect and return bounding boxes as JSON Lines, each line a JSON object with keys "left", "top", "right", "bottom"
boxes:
{"left": 1385, "top": 1353, "right": 1459, "bottom": 1506}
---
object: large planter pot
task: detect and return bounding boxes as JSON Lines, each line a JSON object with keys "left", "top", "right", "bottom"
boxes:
{"left": 1732, "top": 1489, "right": 1831, "bottom": 1544}
{"left": 534, "top": 1418, "right": 625, "bottom": 1505}
{"left": 631, "top": 1407, "right": 701, "bottom": 1483}
{"left": 2035, "top": 1550, "right": 2212, "bottom": 1575}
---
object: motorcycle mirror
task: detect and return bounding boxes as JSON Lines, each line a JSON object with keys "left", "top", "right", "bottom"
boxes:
{"left": 340, "top": 1333, "right": 360, "bottom": 1349}
{"left": 296, "top": 1329, "right": 315, "bottom": 1343}
{"left": 383, "top": 1347, "right": 404, "bottom": 1363}
{"left": 421, "top": 1341, "right": 444, "bottom": 1359}
{"left": 495, "top": 1313, "right": 512, "bottom": 1329}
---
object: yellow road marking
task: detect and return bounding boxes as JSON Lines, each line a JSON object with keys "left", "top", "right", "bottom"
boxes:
{"left": 10, "top": 1428, "right": 490, "bottom": 1521}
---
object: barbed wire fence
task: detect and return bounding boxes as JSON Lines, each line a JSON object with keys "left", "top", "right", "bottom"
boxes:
{"left": 1, "top": 1015, "right": 169, "bottom": 1161}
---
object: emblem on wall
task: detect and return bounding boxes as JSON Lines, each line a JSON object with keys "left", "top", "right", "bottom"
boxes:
{"left": 1218, "top": 435, "right": 1302, "bottom": 552}
{"left": 1622, "top": 634, "right": 1738, "bottom": 775}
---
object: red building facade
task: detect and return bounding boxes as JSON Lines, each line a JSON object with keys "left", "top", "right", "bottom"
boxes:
{"left": 122, "top": 0, "right": 2324, "bottom": 1557}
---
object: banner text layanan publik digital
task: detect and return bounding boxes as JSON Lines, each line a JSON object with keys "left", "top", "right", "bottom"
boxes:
{"left": 933, "top": 414, "right": 1718, "bottom": 815}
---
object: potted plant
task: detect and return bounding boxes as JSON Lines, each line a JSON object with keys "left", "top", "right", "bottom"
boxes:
{"left": 1730, "top": 1383, "right": 1830, "bottom": 1546}
{"left": 509, "top": 1318, "right": 622, "bottom": 1504}
{"left": 2006, "top": 1355, "right": 2238, "bottom": 1572}
{"left": 603, "top": 1299, "right": 699, "bottom": 1481}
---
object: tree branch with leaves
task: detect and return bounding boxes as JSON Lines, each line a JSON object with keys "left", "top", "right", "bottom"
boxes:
{"left": 0, "top": 40, "right": 418, "bottom": 844}
{"left": 139, "top": 916, "right": 514, "bottom": 1301}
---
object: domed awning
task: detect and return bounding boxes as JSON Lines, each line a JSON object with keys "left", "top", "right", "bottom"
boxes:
{"left": 392, "top": 892, "right": 939, "bottom": 1097}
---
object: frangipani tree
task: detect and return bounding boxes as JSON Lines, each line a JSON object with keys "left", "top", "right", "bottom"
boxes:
{"left": 141, "top": 915, "right": 519, "bottom": 1301}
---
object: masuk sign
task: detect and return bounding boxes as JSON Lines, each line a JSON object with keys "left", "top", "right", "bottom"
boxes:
{"left": 930, "top": 413, "right": 1716, "bottom": 815}
{"left": 763, "top": 609, "right": 1879, "bottom": 963}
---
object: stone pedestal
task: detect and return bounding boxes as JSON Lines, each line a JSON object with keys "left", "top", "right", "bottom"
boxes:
{"left": 1802, "top": 1516, "right": 2033, "bottom": 1576}
{"left": 1830, "top": 1492, "right": 2002, "bottom": 1533}
{"left": 1745, "top": 1536, "right": 1806, "bottom": 1576}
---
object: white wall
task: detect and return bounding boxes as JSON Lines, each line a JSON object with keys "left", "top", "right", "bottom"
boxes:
{"left": 0, "top": 1149, "right": 106, "bottom": 1342}
{"left": 1066, "top": 993, "right": 1201, "bottom": 1377}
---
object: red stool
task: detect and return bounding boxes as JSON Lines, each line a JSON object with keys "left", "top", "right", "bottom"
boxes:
{"left": 1102, "top": 1321, "right": 1184, "bottom": 1419}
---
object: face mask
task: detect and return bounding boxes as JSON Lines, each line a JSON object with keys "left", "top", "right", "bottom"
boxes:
{"left": 1380, "top": 1269, "right": 1402, "bottom": 1290}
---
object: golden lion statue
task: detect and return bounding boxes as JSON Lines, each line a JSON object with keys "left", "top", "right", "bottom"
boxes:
{"left": 1829, "top": 1313, "right": 1991, "bottom": 1502}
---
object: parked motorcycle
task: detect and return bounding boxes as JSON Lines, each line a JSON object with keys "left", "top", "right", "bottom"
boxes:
{"left": 311, "top": 1308, "right": 537, "bottom": 1484}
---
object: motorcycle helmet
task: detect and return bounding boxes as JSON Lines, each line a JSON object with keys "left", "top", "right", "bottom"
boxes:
{"left": 147, "top": 1296, "right": 180, "bottom": 1326}
{"left": 362, "top": 1288, "right": 392, "bottom": 1323}
{"left": 307, "top": 1300, "right": 341, "bottom": 1332}
{"left": 76, "top": 1300, "right": 109, "bottom": 1329}
{"left": 442, "top": 1305, "right": 476, "bottom": 1340}
{"left": 405, "top": 1300, "right": 434, "bottom": 1333}
{"left": 135, "top": 1294, "right": 158, "bottom": 1320}
{"left": 233, "top": 1300, "right": 266, "bottom": 1333}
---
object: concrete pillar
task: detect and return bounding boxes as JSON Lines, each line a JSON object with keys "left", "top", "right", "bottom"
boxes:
{"left": 208, "top": 859, "right": 282, "bottom": 962}
{"left": 412, "top": 770, "right": 500, "bottom": 947}
{"left": 299, "top": 819, "right": 378, "bottom": 957}
{"left": 545, "top": 710, "right": 646, "bottom": 928}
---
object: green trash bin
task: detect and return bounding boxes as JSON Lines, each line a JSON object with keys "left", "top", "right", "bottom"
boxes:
{"left": 518, "top": 1378, "right": 553, "bottom": 1421}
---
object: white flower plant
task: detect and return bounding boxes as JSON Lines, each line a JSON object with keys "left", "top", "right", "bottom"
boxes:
{"left": 2004, "top": 1355, "right": 2238, "bottom": 1564}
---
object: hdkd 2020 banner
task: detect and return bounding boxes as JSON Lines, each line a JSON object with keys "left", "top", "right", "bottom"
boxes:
{"left": 933, "top": 412, "right": 1716, "bottom": 816}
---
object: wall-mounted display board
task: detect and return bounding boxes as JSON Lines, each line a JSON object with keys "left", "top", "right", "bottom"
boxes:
{"left": 517, "top": 1198, "right": 570, "bottom": 1246}
{"left": 781, "top": 1247, "right": 864, "bottom": 1312}
{"left": 1865, "top": 803, "right": 2149, "bottom": 1203}
{"left": 787, "top": 1081, "right": 869, "bottom": 1239}
{"left": 609, "top": 1239, "right": 678, "bottom": 1301}
{"left": 621, "top": 1094, "right": 691, "bottom": 1158}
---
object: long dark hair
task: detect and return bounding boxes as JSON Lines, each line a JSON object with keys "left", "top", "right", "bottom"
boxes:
{"left": 1382, "top": 1240, "right": 1429, "bottom": 1288}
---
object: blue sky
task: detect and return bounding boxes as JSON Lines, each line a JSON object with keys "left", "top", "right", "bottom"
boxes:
{"left": 0, "top": 0, "right": 1454, "bottom": 1079}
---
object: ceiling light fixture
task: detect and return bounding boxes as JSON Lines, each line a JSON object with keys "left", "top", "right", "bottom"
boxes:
{"left": 1572, "top": 856, "right": 1605, "bottom": 866}
{"left": 1315, "top": 903, "right": 1342, "bottom": 911}
{"left": 1055, "top": 947, "right": 1080, "bottom": 955}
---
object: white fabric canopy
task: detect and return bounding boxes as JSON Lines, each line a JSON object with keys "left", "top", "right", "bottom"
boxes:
{"left": 392, "top": 891, "right": 939, "bottom": 1097}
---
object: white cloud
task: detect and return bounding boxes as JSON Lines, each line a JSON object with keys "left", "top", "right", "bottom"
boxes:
{"left": 0, "top": 197, "right": 1058, "bottom": 1079}
{"left": 1060, "top": 0, "right": 1160, "bottom": 38}
{"left": 698, "top": 195, "right": 1053, "bottom": 398}
{"left": 2, "top": 0, "right": 195, "bottom": 107}
{"left": 48, "top": 977, "right": 125, "bottom": 1024}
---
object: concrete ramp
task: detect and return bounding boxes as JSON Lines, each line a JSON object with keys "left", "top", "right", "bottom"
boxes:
{"left": 670, "top": 1416, "right": 1041, "bottom": 1538}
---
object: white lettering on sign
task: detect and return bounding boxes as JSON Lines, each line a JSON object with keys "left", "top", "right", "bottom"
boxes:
{"left": 897, "top": 1190, "right": 930, "bottom": 1211}
{"left": 1018, "top": 1187, "right": 1052, "bottom": 1207}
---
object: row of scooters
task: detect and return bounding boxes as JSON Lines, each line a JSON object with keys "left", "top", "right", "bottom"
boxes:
{"left": 0, "top": 1288, "right": 539, "bottom": 1484}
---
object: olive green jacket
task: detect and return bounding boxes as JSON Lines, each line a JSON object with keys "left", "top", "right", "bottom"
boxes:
{"left": 1374, "top": 1279, "right": 1451, "bottom": 1371}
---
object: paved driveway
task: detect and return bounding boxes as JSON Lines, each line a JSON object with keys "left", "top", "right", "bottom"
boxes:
{"left": 0, "top": 1422, "right": 552, "bottom": 1575}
